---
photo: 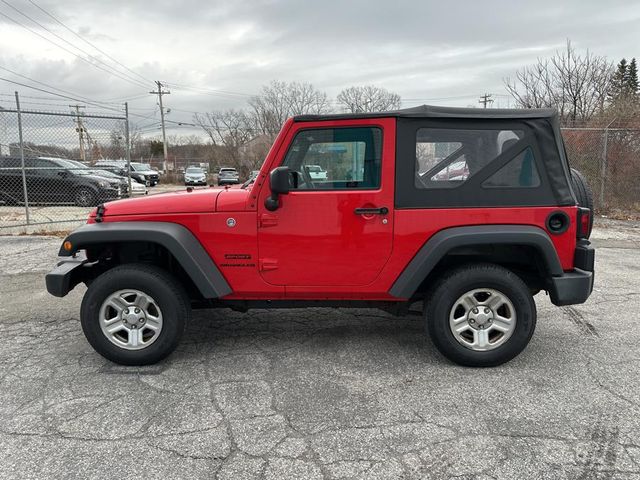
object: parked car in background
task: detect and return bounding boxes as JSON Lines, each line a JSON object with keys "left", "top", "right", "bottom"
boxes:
{"left": 94, "top": 161, "right": 147, "bottom": 186}
{"left": 85, "top": 168, "right": 147, "bottom": 196}
{"left": 0, "top": 156, "right": 123, "bottom": 206}
{"left": 217, "top": 167, "right": 239, "bottom": 185}
{"left": 131, "top": 162, "right": 160, "bottom": 186}
{"left": 94, "top": 161, "right": 159, "bottom": 186}
{"left": 241, "top": 169, "right": 261, "bottom": 188}
{"left": 184, "top": 166, "right": 207, "bottom": 186}
{"left": 306, "top": 164, "right": 328, "bottom": 181}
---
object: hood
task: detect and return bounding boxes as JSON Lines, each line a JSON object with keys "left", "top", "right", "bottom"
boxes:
{"left": 94, "top": 187, "right": 224, "bottom": 217}
{"left": 215, "top": 187, "right": 250, "bottom": 211}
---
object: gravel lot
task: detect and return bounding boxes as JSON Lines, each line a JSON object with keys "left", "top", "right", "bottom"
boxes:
{"left": 0, "top": 220, "right": 639, "bottom": 479}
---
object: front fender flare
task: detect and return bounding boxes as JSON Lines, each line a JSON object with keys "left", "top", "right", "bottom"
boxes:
{"left": 58, "top": 222, "right": 232, "bottom": 299}
{"left": 389, "top": 225, "right": 563, "bottom": 299}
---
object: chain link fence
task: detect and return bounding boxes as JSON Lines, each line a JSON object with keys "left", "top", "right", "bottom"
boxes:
{"left": 0, "top": 93, "right": 138, "bottom": 229}
{"left": 2, "top": 92, "right": 639, "bottom": 230}
{"left": 562, "top": 127, "right": 640, "bottom": 216}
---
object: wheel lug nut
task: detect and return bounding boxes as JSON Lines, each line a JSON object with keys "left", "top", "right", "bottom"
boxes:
{"left": 484, "top": 308, "right": 490, "bottom": 314}
{"left": 469, "top": 319, "right": 475, "bottom": 324}
{"left": 472, "top": 308, "right": 478, "bottom": 314}
{"left": 139, "top": 318, "right": 144, "bottom": 323}
{"left": 134, "top": 308, "right": 140, "bottom": 314}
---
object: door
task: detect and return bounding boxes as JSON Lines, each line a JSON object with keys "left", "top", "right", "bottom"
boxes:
{"left": 28, "top": 158, "right": 66, "bottom": 203}
{"left": 257, "top": 121, "right": 395, "bottom": 287}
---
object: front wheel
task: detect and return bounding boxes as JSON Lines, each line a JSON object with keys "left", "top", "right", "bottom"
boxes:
{"left": 74, "top": 187, "right": 96, "bottom": 207}
{"left": 80, "top": 264, "right": 190, "bottom": 365}
{"left": 426, "top": 263, "right": 536, "bottom": 367}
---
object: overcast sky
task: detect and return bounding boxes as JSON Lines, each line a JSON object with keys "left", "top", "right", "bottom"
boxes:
{"left": 1, "top": 0, "right": 639, "bottom": 135}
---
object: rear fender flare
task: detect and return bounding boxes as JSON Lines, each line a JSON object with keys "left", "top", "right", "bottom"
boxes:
{"left": 389, "top": 225, "right": 563, "bottom": 299}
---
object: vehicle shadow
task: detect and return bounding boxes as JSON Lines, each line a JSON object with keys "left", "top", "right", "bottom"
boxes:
{"left": 177, "top": 307, "right": 443, "bottom": 364}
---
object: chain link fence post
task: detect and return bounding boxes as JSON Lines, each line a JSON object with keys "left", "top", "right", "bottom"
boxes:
{"left": 14, "top": 91, "right": 30, "bottom": 225}
{"left": 125, "top": 102, "right": 132, "bottom": 194}
{"left": 599, "top": 127, "right": 608, "bottom": 210}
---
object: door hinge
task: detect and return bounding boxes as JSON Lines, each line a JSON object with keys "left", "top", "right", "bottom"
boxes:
{"left": 259, "top": 259, "right": 279, "bottom": 271}
{"left": 259, "top": 213, "right": 278, "bottom": 227}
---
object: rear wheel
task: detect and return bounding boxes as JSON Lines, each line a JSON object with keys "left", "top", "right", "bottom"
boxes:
{"left": 80, "top": 264, "right": 190, "bottom": 365}
{"left": 426, "top": 264, "right": 536, "bottom": 367}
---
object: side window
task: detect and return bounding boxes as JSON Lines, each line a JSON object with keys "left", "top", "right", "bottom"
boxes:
{"left": 33, "top": 159, "right": 54, "bottom": 168}
{"left": 415, "top": 128, "right": 523, "bottom": 189}
{"left": 30, "top": 159, "right": 57, "bottom": 176}
{"left": 483, "top": 147, "right": 541, "bottom": 188}
{"left": 282, "top": 127, "right": 382, "bottom": 190}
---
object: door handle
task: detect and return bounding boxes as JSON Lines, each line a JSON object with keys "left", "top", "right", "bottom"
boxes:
{"left": 354, "top": 207, "right": 389, "bottom": 215}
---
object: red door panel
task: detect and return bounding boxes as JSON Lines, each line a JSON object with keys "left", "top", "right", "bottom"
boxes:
{"left": 257, "top": 118, "right": 396, "bottom": 288}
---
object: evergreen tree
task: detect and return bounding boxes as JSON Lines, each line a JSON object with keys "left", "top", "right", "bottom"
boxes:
{"left": 625, "top": 58, "right": 639, "bottom": 96}
{"left": 608, "top": 58, "right": 627, "bottom": 103}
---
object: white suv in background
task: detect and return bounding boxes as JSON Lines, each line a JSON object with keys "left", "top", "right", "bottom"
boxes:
{"left": 306, "top": 165, "right": 328, "bottom": 181}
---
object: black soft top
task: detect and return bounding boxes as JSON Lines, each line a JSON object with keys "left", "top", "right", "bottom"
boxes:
{"left": 294, "top": 105, "right": 557, "bottom": 122}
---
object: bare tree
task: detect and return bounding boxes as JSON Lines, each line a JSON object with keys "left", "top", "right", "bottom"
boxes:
{"left": 194, "top": 109, "right": 255, "bottom": 169}
{"left": 249, "top": 81, "right": 330, "bottom": 137}
{"left": 504, "top": 40, "right": 612, "bottom": 125}
{"left": 337, "top": 86, "right": 402, "bottom": 113}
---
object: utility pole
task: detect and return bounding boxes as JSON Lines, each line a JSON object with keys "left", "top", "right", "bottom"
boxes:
{"left": 70, "top": 104, "right": 86, "bottom": 161}
{"left": 150, "top": 81, "right": 170, "bottom": 172}
{"left": 478, "top": 93, "right": 493, "bottom": 109}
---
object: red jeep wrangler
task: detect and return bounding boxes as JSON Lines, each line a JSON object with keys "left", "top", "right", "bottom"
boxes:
{"left": 46, "top": 106, "right": 595, "bottom": 367}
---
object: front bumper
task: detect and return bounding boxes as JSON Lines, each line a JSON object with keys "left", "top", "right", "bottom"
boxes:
{"left": 45, "top": 254, "right": 91, "bottom": 297}
{"left": 548, "top": 242, "right": 595, "bottom": 306}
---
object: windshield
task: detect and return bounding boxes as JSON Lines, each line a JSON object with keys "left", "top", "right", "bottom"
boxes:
{"left": 131, "top": 162, "right": 152, "bottom": 171}
{"left": 50, "top": 158, "right": 93, "bottom": 175}
{"left": 186, "top": 167, "right": 204, "bottom": 174}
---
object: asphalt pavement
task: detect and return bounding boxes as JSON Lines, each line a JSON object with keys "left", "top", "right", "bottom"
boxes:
{"left": 0, "top": 219, "right": 639, "bottom": 479}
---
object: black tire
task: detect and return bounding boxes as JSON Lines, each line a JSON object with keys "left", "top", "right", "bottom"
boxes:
{"left": 80, "top": 264, "right": 190, "bottom": 365}
{"left": 426, "top": 263, "right": 537, "bottom": 367}
{"left": 74, "top": 187, "right": 96, "bottom": 207}
{"left": 570, "top": 168, "right": 594, "bottom": 238}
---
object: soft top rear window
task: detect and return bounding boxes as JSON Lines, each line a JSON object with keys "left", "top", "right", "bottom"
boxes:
{"left": 395, "top": 117, "right": 568, "bottom": 208}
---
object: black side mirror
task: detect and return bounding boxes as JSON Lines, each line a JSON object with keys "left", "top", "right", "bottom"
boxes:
{"left": 265, "top": 166, "right": 291, "bottom": 211}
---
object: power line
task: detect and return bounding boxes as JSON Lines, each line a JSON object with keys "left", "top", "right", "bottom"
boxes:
{"left": 0, "top": 65, "right": 129, "bottom": 110}
{"left": 0, "top": 75, "right": 126, "bottom": 113}
{"left": 162, "top": 82, "right": 254, "bottom": 98}
{"left": 0, "top": 4, "right": 149, "bottom": 89}
{"left": 26, "top": 0, "right": 153, "bottom": 87}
